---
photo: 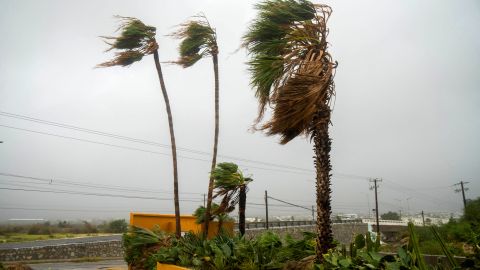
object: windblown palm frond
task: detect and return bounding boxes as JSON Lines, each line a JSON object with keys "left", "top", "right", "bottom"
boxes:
{"left": 173, "top": 15, "right": 217, "bottom": 67}
{"left": 193, "top": 203, "right": 221, "bottom": 223}
{"left": 211, "top": 162, "right": 252, "bottom": 215}
{"left": 243, "top": 0, "right": 336, "bottom": 144}
{"left": 98, "top": 16, "right": 158, "bottom": 67}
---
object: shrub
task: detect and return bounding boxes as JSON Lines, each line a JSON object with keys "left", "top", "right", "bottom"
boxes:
{"left": 108, "top": 219, "right": 128, "bottom": 233}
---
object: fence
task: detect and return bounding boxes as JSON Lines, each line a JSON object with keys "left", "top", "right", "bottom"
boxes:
{"left": 235, "top": 219, "right": 363, "bottom": 230}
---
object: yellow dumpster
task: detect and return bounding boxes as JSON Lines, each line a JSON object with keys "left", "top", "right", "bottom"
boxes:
{"left": 129, "top": 212, "right": 234, "bottom": 239}
{"left": 128, "top": 213, "right": 234, "bottom": 270}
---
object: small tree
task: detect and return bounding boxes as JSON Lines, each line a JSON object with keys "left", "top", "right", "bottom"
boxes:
{"left": 211, "top": 162, "right": 252, "bottom": 235}
{"left": 464, "top": 197, "right": 480, "bottom": 224}
{"left": 108, "top": 219, "right": 128, "bottom": 233}
{"left": 381, "top": 211, "right": 401, "bottom": 221}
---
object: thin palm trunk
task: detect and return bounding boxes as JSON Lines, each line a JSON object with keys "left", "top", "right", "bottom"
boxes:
{"left": 313, "top": 116, "right": 333, "bottom": 260}
{"left": 204, "top": 52, "right": 219, "bottom": 236}
{"left": 217, "top": 217, "right": 224, "bottom": 235}
{"left": 153, "top": 50, "right": 181, "bottom": 238}
{"left": 239, "top": 185, "right": 246, "bottom": 236}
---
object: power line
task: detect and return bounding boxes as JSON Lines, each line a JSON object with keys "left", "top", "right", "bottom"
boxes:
{"left": 0, "top": 172, "right": 203, "bottom": 195}
{"left": 0, "top": 124, "right": 318, "bottom": 177}
{"left": 0, "top": 111, "right": 370, "bottom": 179}
{"left": 382, "top": 179, "right": 457, "bottom": 206}
{"left": 267, "top": 196, "right": 312, "bottom": 211}
{"left": 0, "top": 112, "right": 313, "bottom": 172}
{"left": 0, "top": 187, "right": 203, "bottom": 202}
{"left": 0, "top": 207, "right": 167, "bottom": 213}
{"left": 0, "top": 181, "right": 203, "bottom": 202}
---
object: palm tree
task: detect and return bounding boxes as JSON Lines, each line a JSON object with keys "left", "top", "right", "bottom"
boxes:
{"left": 242, "top": 0, "right": 337, "bottom": 260}
{"left": 211, "top": 162, "right": 252, "bottom": 235}
{"left": 98, "top": 16, "right": 182, "bottom": 237}
{"left": 173, "top": 15, "right": 219, "bottom": 236}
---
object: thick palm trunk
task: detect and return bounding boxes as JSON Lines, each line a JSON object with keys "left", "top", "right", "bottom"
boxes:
{"left": 204, "top": 52, "right": 220, "bottom": 236}
{"left": 153, "top": 50, "right": 181, "bottom": 238}
{"left": 239, "top": 185, "right": 246, "bottom": 236}
{"left": 313, "top": 117, "right": 333, "bottom": 261}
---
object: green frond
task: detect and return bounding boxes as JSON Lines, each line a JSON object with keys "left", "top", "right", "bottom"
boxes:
{"left": 211, "top": 162, "right": 252, "bottom": 190}
{"left": 96, "top": 50, "right": 144, "bottom": 67}
{"left": 243, "top": 0, "right": 336, "bottom": 144}
{"left": 98, "top": 16, "right": 157, "bottom": 68}
{"left": 243, "top": 0, "right": 317, "bottom": 110}
{"left": 173, "top": 17, "right": 217, "bottom": 68}
{"left": 193, "top": 203, "right": 221, "bottom": 223}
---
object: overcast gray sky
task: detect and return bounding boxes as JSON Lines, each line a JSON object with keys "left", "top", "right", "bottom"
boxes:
{"left": 0, "top": 0, "right": 479, "bottom": 222}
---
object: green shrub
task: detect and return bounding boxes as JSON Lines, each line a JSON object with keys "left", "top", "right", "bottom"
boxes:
{"left": 108, "top": 219, "right": 128, "bottom": 233}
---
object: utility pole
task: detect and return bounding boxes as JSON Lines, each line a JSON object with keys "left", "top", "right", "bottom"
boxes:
{"left": 370, "top": 178, "right": 382, "bottom": 236}
{"left": 454, "top": 181, "right": 470, "bottom": 210}
{"left": 264, "top": 190, "right": 269, "bottom": 229}
{"left": 203, "top": 193, "right": 206, "bottom": 208}
{"left": 311, "top": 205, "right": 314, "bottom": 222}
{"left": 421, "top": 210, "right": 425, "bottom": 226}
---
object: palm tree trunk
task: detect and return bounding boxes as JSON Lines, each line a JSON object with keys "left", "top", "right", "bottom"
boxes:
{"left": 204, "top": 52, "right": 220, "bottom": 236}
{"left": 313, "top": 117, "right": 333, "bottom": 261}
{"left": 153, "top": 50, "right": 181, "bottom": 238}
{"left": 217, "top": 217, "right": 224, "bottom": 235}
{"left": 239, "top": 185, "right": 246, "bottom": 236}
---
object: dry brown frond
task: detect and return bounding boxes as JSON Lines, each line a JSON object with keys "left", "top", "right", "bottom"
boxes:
{"left": 245, "top": 2, "right": 336, "bottom": 144}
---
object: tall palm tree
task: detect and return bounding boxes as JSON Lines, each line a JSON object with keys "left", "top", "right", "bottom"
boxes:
{"left": 98, "top": 16, "right": 182, "bottom": 237}
{"left": 173, "top": 15, "right": 219, "bottom": 236}
{"left": 242, "top": 0, "right": 337, "bottom": 260}
{"left": 211, "top": 162, "right": 252, "bottom": 236}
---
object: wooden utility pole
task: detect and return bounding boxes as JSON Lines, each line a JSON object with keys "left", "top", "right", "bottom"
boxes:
{"left": 370, "top": 178, "right": 382, "bottom": 236}
{"left": 421, "top": 210, "right": 425, "bottom": 226}
{"left": 454, "top": 181, "right": 470, "bottom": 210}
{"left": 311, "top": 205, "right": 315, "bottom": 222}
{"left": 264, "top": 190, "right": 269, "bottom": 229}
{"left": 203, "top": 193, "right": 206, "bottom": 208}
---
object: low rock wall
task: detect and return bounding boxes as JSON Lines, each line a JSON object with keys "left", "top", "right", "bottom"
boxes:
{"left": 0, "top": 240, "right": 123, "bottom": 262}
{"left": 0, "top": 224, "right": 367, "bottom": 262}
{"left": 244, "top": 223, "right": 368, "bottom": 244}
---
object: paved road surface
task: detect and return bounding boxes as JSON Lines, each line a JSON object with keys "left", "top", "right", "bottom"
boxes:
{"left": 0, "top": 235, "right": 122, "bottom": 249}
{"left": 27, "top": 259, "right": 127, "bottom": 270}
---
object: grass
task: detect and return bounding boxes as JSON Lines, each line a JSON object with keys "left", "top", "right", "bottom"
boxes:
{"left": 0, "top": 233, "right": 115, "bottom": 243}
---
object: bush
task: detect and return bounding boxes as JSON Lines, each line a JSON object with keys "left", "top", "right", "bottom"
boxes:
{"left": 108, "top": 219, "right": 128, "bottom": 233}
{"left": 27, "top": 224, "right": 51, "bottom": 235}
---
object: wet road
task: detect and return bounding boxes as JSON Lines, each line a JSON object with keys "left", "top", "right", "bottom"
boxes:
{"left": 27, "top": 259, "right": 127, "bottom": 270}
{"left": 0, "top": 235, "right": 122, "bottom": 249}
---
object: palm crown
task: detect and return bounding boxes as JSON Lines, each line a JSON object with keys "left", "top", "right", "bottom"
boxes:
{"left": 211, "top": 163, "right": 252, "bottom": 215}
{"left": 98, "top": 16, "right": 158, "bottom": 67}
{"left": 173, "top": 16, "right": 217, "bottom": 67}
{"left": 243, "top": 0, "right": 336, "bottom": 144}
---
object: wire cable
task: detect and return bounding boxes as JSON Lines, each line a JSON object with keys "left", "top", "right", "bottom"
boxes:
{"left": 0, "top": 111, "right": 370, "bottom": 179}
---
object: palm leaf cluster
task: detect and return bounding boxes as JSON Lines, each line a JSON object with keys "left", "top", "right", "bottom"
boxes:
{"left": 173, "top": 16, "right": 217, "bottom": 67}
{"left": 211, "top": 163, "right": 252, "bottom": 215}
{"left": 98, "top": 16, "right": 158, "bottom": 67}
{"left": 193, "top": 203, "right": 231, "bottom": 224}
{"left": 243, "top": 0, "right": 336, "bottom": 144}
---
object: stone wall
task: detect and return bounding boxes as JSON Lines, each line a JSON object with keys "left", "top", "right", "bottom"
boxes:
{"left": 0, "top": 240, "right": 123, "bottom": 262}
{"left": 0, "top": 224, "right": 368, "bottom": 262}
{"left": 244, "top": 223, "right": 368, "bottom": 245}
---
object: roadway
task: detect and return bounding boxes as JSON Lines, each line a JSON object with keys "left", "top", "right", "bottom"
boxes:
{"left": 27, "top": 259, "right": 127, "bottom": 270}
{"left": 0, "top": 235, "right": 122, "bottom": 249}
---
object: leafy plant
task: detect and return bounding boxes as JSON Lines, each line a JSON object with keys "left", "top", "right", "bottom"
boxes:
{"left": 123, "top": 226, "right": 173, "bottom": 270}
